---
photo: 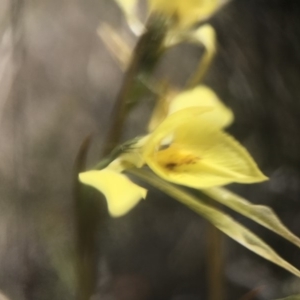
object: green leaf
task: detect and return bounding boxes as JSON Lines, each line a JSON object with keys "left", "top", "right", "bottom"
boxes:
{"left": 202, "top": 187, "right": 300, "bottom": 249}
{"left": 148, "top": 0, "right": 223, "bottom": 29}
{"left": 130, "top": 168, "right": 300, "bottom": 278}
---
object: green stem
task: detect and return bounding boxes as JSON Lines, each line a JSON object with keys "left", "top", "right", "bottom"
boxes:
{"left": 102, "top": 16, "right": 167, "bottom": 156}
{"left": 73, "top": 137, "right": 102, "bottom": 300}
{"left": 202, "top": 186, "right": 300, "bottom": 249}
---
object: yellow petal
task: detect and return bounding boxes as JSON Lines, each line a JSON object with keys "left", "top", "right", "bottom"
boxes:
{"left": 79, "top": 169, "right": 147, "bottom": 217}
{"left": 148, "top": 84, "right": 232, "bottom": 132}
{"left": 169, "top": 86, "right": 234, "bottom": 128}
{"left": 148, "top": 0, "right": 223, "bottom": 28}
{"left": 192, "top": 24, "right": 216, "bottom": 52}
{"left": 143, "top": 108, "right": 267, "bottom": 188}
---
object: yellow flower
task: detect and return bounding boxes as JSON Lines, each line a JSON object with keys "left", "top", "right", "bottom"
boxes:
{"left": 79, "top": 103, "right": 266, "bottom": 216}
{"left": 148, "top": 0, "right": 222, "bottom": 29}
{"left": 142, "top": 107, "right": 267, "bottom": 188}
{"left": 79, "top": 166, "right": 147, "bottom": 217}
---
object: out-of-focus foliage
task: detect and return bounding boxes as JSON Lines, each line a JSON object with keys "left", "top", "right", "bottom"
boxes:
{"left": 131, "top": 169, "right": 300, "bottom": 278}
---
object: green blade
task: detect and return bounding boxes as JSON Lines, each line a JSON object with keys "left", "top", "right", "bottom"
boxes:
{"left": 202, "top": 187, "right": 300, "bottom": 249}
{"left": 130, "top": 169, "right": 300, "bottom": 278}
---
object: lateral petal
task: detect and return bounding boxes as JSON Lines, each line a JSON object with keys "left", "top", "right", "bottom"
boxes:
{"left": 79, "top": 169, "right": 147, "bottom": 217}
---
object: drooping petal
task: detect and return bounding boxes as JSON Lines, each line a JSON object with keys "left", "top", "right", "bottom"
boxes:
{"left": 143, "top": 108, "right": 267, "bottom": 188}
{"left": 185, "top": 25, "right": 216, "bottom": 86}
{"left": 79, "top": 169, "right": 147, "bottom": 217}
{"left": 191, "top": 24, "right": 216, "bottom": 51}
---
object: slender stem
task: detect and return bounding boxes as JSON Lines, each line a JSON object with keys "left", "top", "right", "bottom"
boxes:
{"left": 202, "top": 187, "right": 300, "bottom": 249}
{"left": 73, "top": 136, "right": 101, "bottom": 300}
{"left": 102, "top": 16, "right": 167, "bottom": 156}
{"left": 75, "top": 13, "right": 166, "bottom": 300}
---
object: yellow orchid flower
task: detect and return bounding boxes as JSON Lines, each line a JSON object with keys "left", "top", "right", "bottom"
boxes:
{"left": 142, "top": 107, "right": 267, "bottom": 188}
{"left": 80, "top": 105, "right": 266, "bottom": 213}
{"left": 79, "top": 105, "right": 265, "bottom": 216}
{"left": 79, "top": 161, "right": 147, "bottom": 217}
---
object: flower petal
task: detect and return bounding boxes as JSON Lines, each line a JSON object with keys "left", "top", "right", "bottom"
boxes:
{"left": 148, "top": 84, "right": 232, "bottom": 133}
{"left": 169, "top": 86, "right": 234, "bottom": 128}
{"left": 148, "top": 0, "right": 223, "bottom": 28}
{"left": 185, "top": 25, "right": 216, "bottom": 86}
{"left": 143, "top": 108, "right": 267, "bottom": 188}
{"left": 79, "top": 169, "right": 147, "bottom": 217}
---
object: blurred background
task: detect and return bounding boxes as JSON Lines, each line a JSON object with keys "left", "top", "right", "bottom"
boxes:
{"left": 1, "top": 0, "right": 300, "bottom": 299}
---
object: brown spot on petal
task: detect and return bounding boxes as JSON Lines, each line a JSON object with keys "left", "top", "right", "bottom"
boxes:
{"left": 155, "top": 144, "right": 201, "bottom": 172}
{"left": 164, "top": 155, "right": 200, "bottom": 171}
{"left": 165, "top": 162, "right": 178, "bottom": 170}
